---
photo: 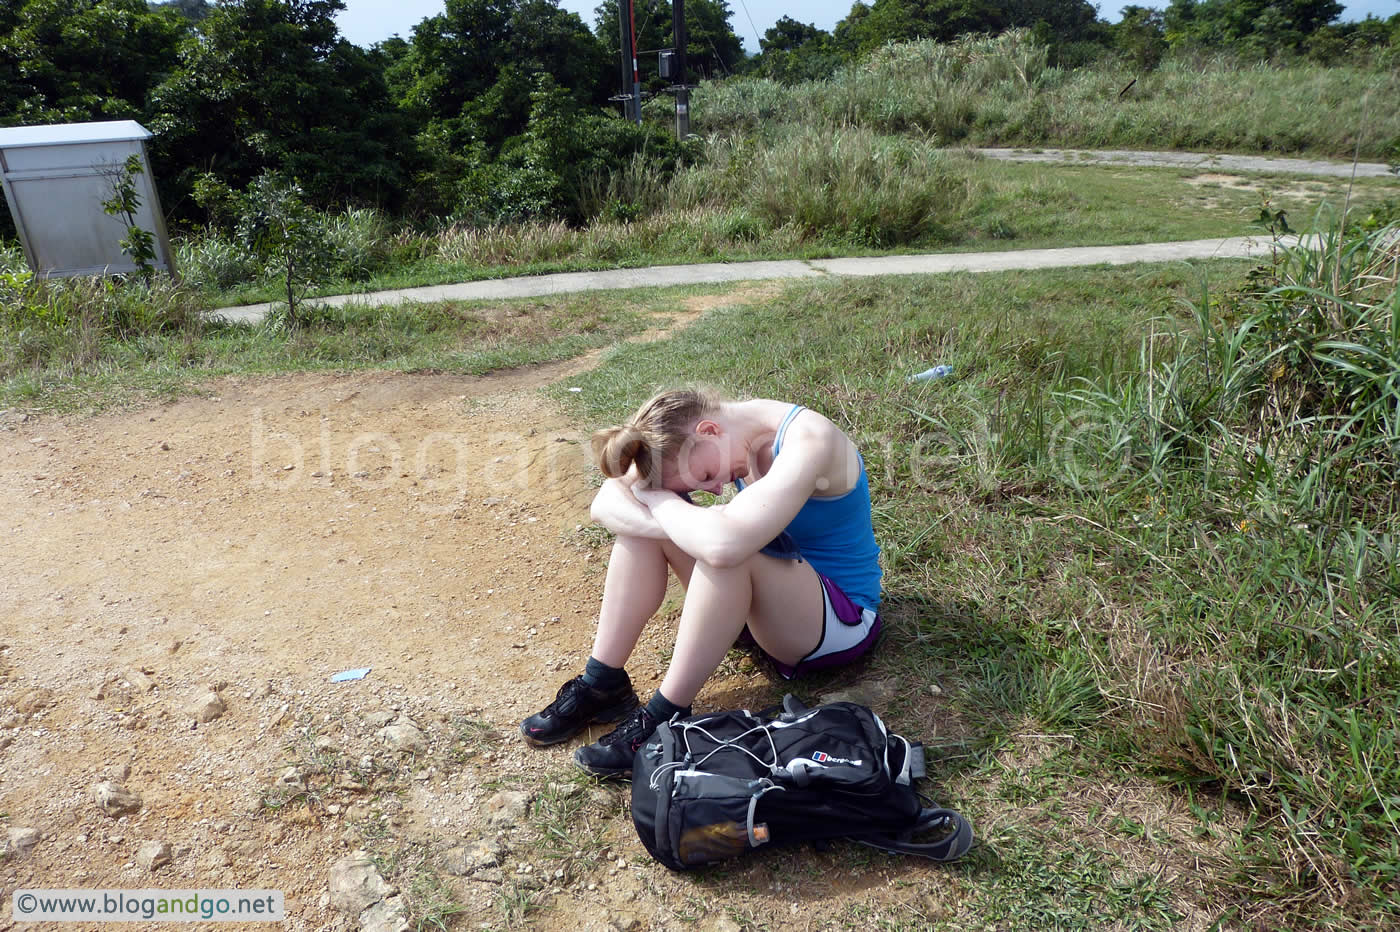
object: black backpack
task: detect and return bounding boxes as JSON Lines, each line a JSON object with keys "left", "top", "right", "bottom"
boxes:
{"left": 630, "top": 695, "right": 974, "bottom": 871}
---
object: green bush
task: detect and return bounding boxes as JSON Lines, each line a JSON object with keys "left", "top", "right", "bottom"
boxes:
{"left": 464, "top": 75, "right": 694, "bottom": 226}
{"left": 323, "top": 208, "right": 393, "bottom": 282}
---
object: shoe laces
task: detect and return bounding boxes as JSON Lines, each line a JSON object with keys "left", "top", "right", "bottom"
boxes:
{"left": 600, "top": 707, "right": 657, "bottom": 751}
{"left": 545, "top": 676, "right": 592, "bottom": 717}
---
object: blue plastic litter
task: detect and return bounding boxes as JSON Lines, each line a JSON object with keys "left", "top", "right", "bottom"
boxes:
{"left": 330, "top": 668, "right": 371, "bottom": 682}
{"left": 909, "top": 365, "right": 954, "bottom": 382}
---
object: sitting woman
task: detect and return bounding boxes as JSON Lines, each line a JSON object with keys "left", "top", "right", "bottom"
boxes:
{"left": 519, "top": 387, "right": 882, "bottom": 777}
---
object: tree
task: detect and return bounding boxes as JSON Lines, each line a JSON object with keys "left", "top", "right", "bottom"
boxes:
{"left": 998, "top": 0, "right": 1099, "bottom": 42}
{"left": 149, "top": 0, "right": 416, "bottom": 217}
{"left": 1163, "top": 0, "right": 1343, "bottom": 55}
{"left": 753, "top": 16, "right": 846, "bottom": 83}
{"left": 149, "top": 0, "right": 212, "bottom": 23}
{"left": 833, "top": 0, "right": 1005, "bottom": 55}
{"left": 236, "top": 174, "right": 334, "bottom": 328}
{"left": 388, "top": 0, "right": 606, "bottom": 152}
{"left": 1113, "top": 5, "right": 1167, "bottom": 69}
{"left": 0, "top": 0, "right": 187, "bottom": 125}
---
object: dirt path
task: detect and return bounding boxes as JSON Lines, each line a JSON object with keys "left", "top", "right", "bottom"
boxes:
{"left": 3, "top": 286, "right": 960, "bottom": 932}
{"left": 971, "top": 146, "right": 1394, "bottom": 178}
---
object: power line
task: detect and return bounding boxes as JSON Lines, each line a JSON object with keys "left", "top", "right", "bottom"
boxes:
{"left": 733, "top": 0, "right": 761, "bottom": 51}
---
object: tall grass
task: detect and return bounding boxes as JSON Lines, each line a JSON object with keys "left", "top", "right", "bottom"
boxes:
{"left": 1026, "top": 221, "right": 1400, "bottom": 916}
{"left": 0, "top": 271, "right": 209, "bottom": 385}
{"left": 670, "top": 127, "right": 976, "bottom": 247}
{"left": 693, "top": 32, "right": 1400, "bottom": 159}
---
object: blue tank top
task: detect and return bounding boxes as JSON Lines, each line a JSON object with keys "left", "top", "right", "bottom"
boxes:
{"left": 736, "top": 406, "right": 882, "bottom": 610}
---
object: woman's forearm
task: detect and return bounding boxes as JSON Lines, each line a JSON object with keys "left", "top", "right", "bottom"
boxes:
{"left": 590, "top": 479, "right": 670, "bottom": 540}
{"left": 645, "top": 496, "right": 751, "bottom": 567}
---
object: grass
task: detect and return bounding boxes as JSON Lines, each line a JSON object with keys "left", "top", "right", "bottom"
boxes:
{"left": 0, "top": 281, "right": 675, "bottom": 412}
{"left": 693, "top": 32, "right": 1400, "bottom": 161}
{"left": 188, "top": 157, "right": 1399, "bottom": 309}
{"left": 5, "top": 199, "right": 1397, "bottom": 927}
{"left": 542, "top": 226, "right": 1399, "bottom": 929}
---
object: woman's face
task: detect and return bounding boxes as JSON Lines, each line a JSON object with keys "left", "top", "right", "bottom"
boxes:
{"left": 660, "top": 424, "right": 748, "bottom": 495}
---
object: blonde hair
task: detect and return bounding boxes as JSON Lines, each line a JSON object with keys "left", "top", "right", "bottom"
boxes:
{"left": 591, "top": 387, "right": 724, "bottom": 483}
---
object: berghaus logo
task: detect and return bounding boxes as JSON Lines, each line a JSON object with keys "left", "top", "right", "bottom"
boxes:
{"left": 811, "top": 751, "right": 863, "bottom": 765}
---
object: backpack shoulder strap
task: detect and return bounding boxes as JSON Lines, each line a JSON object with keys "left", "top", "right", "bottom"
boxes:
{"left": 852, "top": 808, "right": 974, "bottom": 862}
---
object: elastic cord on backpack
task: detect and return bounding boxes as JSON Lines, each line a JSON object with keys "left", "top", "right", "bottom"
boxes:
{"left": 680, "top": 721, "right": 785, "bottom": 777}
{"left": 746, "top": 781, "right": 783, "bottom": 847}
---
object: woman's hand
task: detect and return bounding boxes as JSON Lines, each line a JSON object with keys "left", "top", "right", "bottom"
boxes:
{"left": 590, "top": 477, "right": 669, "bottom": 540}
{"left": 632, "top": 486, "right": 686, "bottom": 509}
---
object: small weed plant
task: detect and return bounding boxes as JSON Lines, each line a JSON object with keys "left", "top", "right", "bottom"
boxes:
{"left": 99, "top": 154, "right": 159, "bottom": 284}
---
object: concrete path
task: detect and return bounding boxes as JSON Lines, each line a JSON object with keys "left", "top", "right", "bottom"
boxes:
{"left": 973, "top": 147, "right": 1394, "bottom": 178}
{"left": 215, "top": 235, "right": 1303, "bottom": 324}
{"left": 213, "top": 146, "right": 1396, "bottom": 324}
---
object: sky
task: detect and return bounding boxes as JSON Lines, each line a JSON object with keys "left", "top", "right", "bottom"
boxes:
{"left": 334, "top": 0, "right": 1400, "bottom": 53}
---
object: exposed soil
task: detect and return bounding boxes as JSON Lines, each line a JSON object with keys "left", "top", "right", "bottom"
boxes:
{"left": 0, "top": 279, "right": 1253, "bottom": 931}
{"left": 2, "top": 286, "right": 967, "bottom": 931}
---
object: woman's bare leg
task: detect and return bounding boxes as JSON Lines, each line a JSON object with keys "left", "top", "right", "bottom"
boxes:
{"left": 657, "top": 555, "right": 824, "bottom": 707}
{"left": 590, "top": 535, "right": 695, "bottom": 668}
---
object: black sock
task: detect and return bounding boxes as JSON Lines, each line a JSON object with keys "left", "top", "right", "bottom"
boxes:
{"left": 582, "top": 656, "right": 628, "bottom": 690}
{"left": 645, "top": 690, "right": 692, "bottom": 722}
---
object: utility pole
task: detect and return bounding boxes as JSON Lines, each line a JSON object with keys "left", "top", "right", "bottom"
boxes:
{"left": 672, "top": 0, "right": 689, "bottom": 138}
{"left": 616, "top": 0, "right": 641, "bottom": 124}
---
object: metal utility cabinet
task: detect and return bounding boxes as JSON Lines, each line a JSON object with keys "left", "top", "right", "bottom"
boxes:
{"left": 0, "top": 120, "right": 177, "bottom": 279}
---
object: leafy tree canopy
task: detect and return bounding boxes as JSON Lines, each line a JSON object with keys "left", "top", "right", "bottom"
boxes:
{"left": 387, "top": 0, "right": 608, "bottom": 151}
{"left": 149, "top": 0, "right": 212, "bottom": 24}
{"left": 832, "top": 0, "right": 1102, "bottom": 54}
{"left": 752, "top": 16, "right": 845, "bottom": 82}
{"left": 148, "top": 0, "right": 416, "bottom": 216}
{"left": 1164, "top": 0, "right": 1344, "bottom": 53}
{"left": 1, "top": 0, "right": 187, "bottom": 125}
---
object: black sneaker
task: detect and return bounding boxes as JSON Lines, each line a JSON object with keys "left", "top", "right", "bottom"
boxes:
{"left": 519, "top": 675, "right": 638, "bottom": 748}
{"left": 573, "top": 705, "right": 662, "bottom": 779}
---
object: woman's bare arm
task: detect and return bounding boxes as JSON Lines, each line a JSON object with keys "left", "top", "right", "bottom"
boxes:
{"left": 590, "top": 476, "right": 670, "bottom": 540}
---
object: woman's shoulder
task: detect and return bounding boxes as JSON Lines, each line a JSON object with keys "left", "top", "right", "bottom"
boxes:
{"left": 779, "top": 404, "right": 844, "bottom": 445}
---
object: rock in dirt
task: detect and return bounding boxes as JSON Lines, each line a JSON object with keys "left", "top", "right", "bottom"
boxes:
{"left": 335, "top": 773, "right": 366, "bottom": 792}
{"left": 443, "top": 838, "right": 504, "bottom": 876}
{"left": 200, "top": 848, "right": 234, "bottom": 871}
{"left": 91, "top": 781, "right": 142, "bottom": 817}
{"left": 188, "top": 691, "right": 227, "bottom": 723}
{"left": 13, "top": 688, "right": 53, "bottom": 717}
{"left": 483, "top": 790, "right": 532, "bottom": 829}
{"left": 699, "top": 918, "right": 743, "bottom": 932}
{"left": 376, "top": 721, "right": 427, "bottom": 755}
{"left": 136, "top": 841, "right": 172, "bottom": 871}
{"left": 122, "top": 669, "right": 156, "bottom": 693}
{"left": 467, "top": 867, "right": 505, "bottom": 885}
{"left": 4, "top": 827, "right": 40, "bottom": 856}
{"left": 609, "top": 912, "right": 641, "bottom": 932}
{"left": 276, "top": 766, "right": 306, "bottom": 790}
{"left": 358, "top": 894, "right": 410, "bottom": 932}
{"left": 328, "top": 851, "right": 396, "bottom": 915}
{"left": 363, "top": 710, "right": 395, "bottom": 729}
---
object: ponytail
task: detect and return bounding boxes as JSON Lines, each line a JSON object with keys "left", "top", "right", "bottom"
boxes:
{"left": 591, "top": 386, "right": 723, "bottom": 484}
